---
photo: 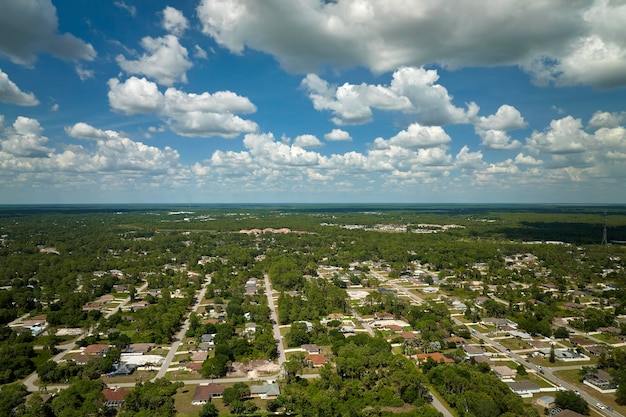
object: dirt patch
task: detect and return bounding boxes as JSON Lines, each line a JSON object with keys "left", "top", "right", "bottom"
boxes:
{"left": 228, "top": 360, "right": 280, "bottom": 378}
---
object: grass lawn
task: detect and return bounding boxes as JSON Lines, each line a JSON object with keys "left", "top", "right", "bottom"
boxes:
{"left": 497, "top": 338, "right": 532, "bottom": 351}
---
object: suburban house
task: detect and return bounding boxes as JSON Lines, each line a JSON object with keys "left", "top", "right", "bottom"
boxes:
{"left": 492, "top": 365, "right": 517, "bottom": 381}
{"left": 83, "top": 344, "right": 110, "bottom": 356}
{"left": 192, "top": 383, "right": 225, "bottom": 405}
{"left": 505, "top": 381, "right": 540, "bottom": 397}
{"left": 102, "top": 387, "right": 130, "bottom": 409}
{"left": 306, "top": 354, "right": 328, "bottom": 367}
{"left": 250, "top": 382, "right": 281, "bottom": 399}
{"left": 462, "top": 345, "right": 484, "bottom": 357}
{"left": 584, "top": 368, "right": 618, "bottom": 391}
{"left": 415, "top": 352, "right": 455, "bottom": 365}
{"left": 301, "top": 344, "right": 321, "bottom": 354}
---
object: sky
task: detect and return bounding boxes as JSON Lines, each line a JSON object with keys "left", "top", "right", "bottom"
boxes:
{"left": 1, "top": 0, "right": 626, "bottom": 205}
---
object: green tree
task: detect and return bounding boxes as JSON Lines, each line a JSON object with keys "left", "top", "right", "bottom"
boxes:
{"left": 555, "top": 390, "right": 589, "bottom": 415}
{"left": 554, "top": 326, "right": 570, "bottom": 339}
{"left": 199, "top": 402, "right": 219, "bottom": 417}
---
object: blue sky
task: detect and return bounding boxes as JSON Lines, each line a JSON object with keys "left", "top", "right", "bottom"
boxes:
{"left": 1, "top": 0, "right": 626, "bottom": 204}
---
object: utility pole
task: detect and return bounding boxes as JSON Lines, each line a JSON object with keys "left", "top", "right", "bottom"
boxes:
{"left": 601, "top": 212, "right": 608, "bottom": 245}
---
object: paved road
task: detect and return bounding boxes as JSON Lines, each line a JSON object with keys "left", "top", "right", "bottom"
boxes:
{"left": 153, "top": 282, "right": 208, "bottom": 380}
{"left": 263, "top": 273, "right": 287, "bottom": 373}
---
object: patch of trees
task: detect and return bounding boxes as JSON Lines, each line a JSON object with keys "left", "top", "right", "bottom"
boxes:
{"left": 277, "top": 279, "right": 349, "bottom": 324}
{"left": 0, "top": 328, "right": 36, "bottom": 384}
{"left": 119, "top": 379, "right": 183, "bottom": 417}
{"left": 277, "top": 334, "right": 437, "bottom": 417}
{"left": 428, "top": 362, "right": 539, "bottom": 417}
{"left": 554, "top": 390, "right": 589, "bottom": 415}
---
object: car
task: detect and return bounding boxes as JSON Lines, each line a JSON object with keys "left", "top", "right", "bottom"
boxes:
{"left": 596, "top": 403, "right": 606, "bottom": 410}
{"left": 539, "top": 369, "right": 545, "bottom": 374}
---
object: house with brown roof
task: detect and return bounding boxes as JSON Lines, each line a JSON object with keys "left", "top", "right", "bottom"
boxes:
{"left": 307, "top": 354, "right": 328, "bottom": 367}
{"left": 192, "top": 383, "right": 225, "bottom": 405}
{"left": 415, "top": 352, "right": 455, "bottom": 365}
{"left": 381, "top": 324, "right": 403, "bottom": 332}
{"left": 401, "top": 332, "right": 417, "bottom": 340}
{"left": 103, "top": 387, "right": 130, "bottom": 409}
{"left": 83, "top": 344, "right": 110, "bottom": 356}
{"left": 374, "top": 312, "right": 394, "bottom": 320}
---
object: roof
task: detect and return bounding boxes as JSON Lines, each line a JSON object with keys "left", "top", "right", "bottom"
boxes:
{"left": 306, "top": 354, "right": 328, "bottom": 365}
{"left": 103, "top": 388, "right": 130, "bottom": 402}
{"left": 83, "top": 344, "right": 110, "bottom": 354}
{"left": 463, "top": 345, "right": 483, "bottom": 355}
{"left": 493, "top": 365, "right": 516, "bottom": 377}
{"left": 193, "top": 384, "right": 225, "bottom": 401}
{"left": 250, "top": 382, "right": 280, "bottom": 396}
{"left": 506, "top": 381, "right": 540, "bottom": 392}
{"left": 301, "top": 344, "right": 320, "bottom": 353}
{"left": 416, "top": 352, "right": 454, "bottom": 363}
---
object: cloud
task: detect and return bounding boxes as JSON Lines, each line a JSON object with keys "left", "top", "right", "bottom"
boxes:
{"left": 194, "top": 45, "right": 208, "bottom": 59}
{"left": 302, "top": 67, "right": 478, "bottom": 126}
{"left": 0, "top": 0, "right": 95, "bottom": 65}
{"left": 163, "top": 6, "right": 188, "bottom": 36}
{"left": 374, "top": 123, "right": 451, "bottom": 149}
{"left": 293, "top": 134, "right": 323, "bottom": 148}
{"left": 0, "top": 69, "right": 39, "bottom": 106}
{"left": 75, "top": 65, "right": 94, "bottom": 81}
{"left": 50, "top": 103, "right": 59, "bottom": 112}
{"left": 455, "top": 146, "right": 486, "bottom": 171}
{"left": 65, "top": 122, "right": 111, "bottom": 140}
{"left": 324, "top": 129, "right": 352, "bottom": 142}
{"left": 478, "top": 130, "right": 522, "bottom": 151}
{"left": 117, "top": 35, "right": 192, "bottom": 86}
{"left": 588, "top": 110, "right": 626, "bottom": 129}
{"left": 114, "top": 1, "right": 136, "bottom": 17}
{"left": 0, "top": 119, "right": 181, "bottom": 181}
{"left": 62, "top": 122, "right": 181, "bottom": 173}
{"left": 526, "top": 116, "right": 589, "bottom": 154}
{"left": 196, "top": 0, "right": 626, "bottom": 89}
{"left": 108, "top": 77, "right": 165, "bottom": 114}
{"left": 514, "top": 153, "right": 543, "bottom": 166}
{"left": 108, "top": 76, "right": 258, "bottom": 138}
{"left": 1, "top": 116, "right": 52, "bottom": 157}
{"left": 476, "top": 105, "right": 527, "bottom": 131}
{"left": 474, "top": 105, "right": 526, "bottom": 150}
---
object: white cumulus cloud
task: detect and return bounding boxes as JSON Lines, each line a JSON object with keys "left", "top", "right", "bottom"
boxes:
{"left": 117, "top": 35, "right": 192, "bottom": 86}
{"left": 324, "top": 129, "right": 352, "bottom": 142}
{"left": 108, "top": 77, "right": 258, "bottom": 138}
{"left": 1, "top": 116, "right": 53, "bottom": 157}
{"left": 0, "top": 69, "right": 39, "bottom": 106}
{"left": 302, "top": 67, "right": 477, "bottom": 126}
{"left": 163, "top": 7, "right": 188, "bottom": 36}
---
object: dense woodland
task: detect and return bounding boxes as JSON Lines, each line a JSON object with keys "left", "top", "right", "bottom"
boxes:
{"left": 1, "top": 204, "right": 626, "bottom": 415}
